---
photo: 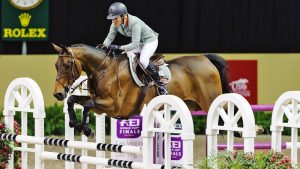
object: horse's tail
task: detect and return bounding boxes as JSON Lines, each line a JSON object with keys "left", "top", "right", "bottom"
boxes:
{"left": 204, "top": 53, "right": 231, "bottom": 93}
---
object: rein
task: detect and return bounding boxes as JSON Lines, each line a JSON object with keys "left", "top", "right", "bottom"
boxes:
{"left": 88, "top": 50, "right": 111, "bottom": 80}
{"left": 62, "top": 48, "right": 112, "bottom": 94}
{"left": 112, "top": 51, "right": 122, "bottom": 97}
{"left": 59, "top": 48, "right": 123, "bottom": 97}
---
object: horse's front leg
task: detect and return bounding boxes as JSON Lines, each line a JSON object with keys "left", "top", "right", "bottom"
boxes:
{"left": 81, "top": 99, "right": 95, "bottom": 138}
{"left": 67, "top": 95, "right": 91, "bottom": 133}
{"left": 67, "top": 95, "right": 80, "bottom": 129}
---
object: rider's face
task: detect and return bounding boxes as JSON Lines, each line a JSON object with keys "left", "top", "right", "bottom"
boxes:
{"left": 112, "top": 16, "right": 122, "bottom": 27}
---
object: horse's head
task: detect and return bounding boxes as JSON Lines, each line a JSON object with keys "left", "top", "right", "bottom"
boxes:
{"left": 52, "top": 43, "right": 82, "bottom": 100}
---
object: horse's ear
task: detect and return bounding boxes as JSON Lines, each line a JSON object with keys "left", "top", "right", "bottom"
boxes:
{"left": 52, "top": 43, "right": 63, "bottom": 53}
{"left": 58, "top": 44, "right": 70, "bottom": 54}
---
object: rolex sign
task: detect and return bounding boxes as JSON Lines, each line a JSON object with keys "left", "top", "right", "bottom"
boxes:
{"left": 1, "top": 0, "right": 49, "bottom": 41}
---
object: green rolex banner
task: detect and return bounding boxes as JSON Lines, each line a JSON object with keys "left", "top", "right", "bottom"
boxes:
{"left": 1, "top": 0, "right": 49, "bottom": 41}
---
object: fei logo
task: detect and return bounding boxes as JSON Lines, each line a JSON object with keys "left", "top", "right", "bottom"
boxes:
{"left": 171, "top": 140, "right": 182, "bottom": 149}
{"left": 229, "top": 78, "right": 250, "bottom": 97}
{"left": 119, "top": 119, "right": 140, "bottom": 127}
{"left": 117, "top": 116, "right": 142, "bottom": 138}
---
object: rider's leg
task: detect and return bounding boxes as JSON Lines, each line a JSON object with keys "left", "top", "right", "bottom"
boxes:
{"left": 140, "top": 39, "right": 168, "bottom": 95}
{"left": 139, "top": 39, "right": 158, "bottom": 69}
{"left": 126, "top": 47, "right": 141, "bottom": 58}
{"left": 146, "top": 63, "right": 168, "bottom": 95}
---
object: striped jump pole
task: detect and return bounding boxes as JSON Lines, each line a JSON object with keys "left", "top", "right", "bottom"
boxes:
{"left": 41, "top": 152, "right": 181, "bottom": 169}
{"left": 0, "top": 133, "right": 142, "bottom": 154}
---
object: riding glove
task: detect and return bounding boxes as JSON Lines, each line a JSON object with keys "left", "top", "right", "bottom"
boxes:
{"left": 109, "top": 45, "right": 124, "bottom": 53}
{"left": 109, "top": 45, "right": 120, "bottom": 51}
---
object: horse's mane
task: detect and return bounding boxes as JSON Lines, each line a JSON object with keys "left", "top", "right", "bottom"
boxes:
{"left": 69, "top": 44, "right": 164, "bottom": 64}
{"left": 70, "top": 44, "right": 128, "bottom": 62}
{"left": 70, "top": 44, "right": 102, "bottom": 53}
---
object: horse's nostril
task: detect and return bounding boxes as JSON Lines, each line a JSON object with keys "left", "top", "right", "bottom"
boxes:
{"left": 53, "top": 93, "right": 63, "bottom": 100}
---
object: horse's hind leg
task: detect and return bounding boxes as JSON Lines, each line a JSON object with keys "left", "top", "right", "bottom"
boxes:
{"left": 81, "top": 99, "right": 95, "bottom": 138}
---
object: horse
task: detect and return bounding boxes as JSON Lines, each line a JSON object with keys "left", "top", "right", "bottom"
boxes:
{"left": 52, "top": 43, "right": 231, "bottom": 138}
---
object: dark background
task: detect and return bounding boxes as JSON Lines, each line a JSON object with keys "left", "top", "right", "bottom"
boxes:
{"left": 1, "top": 0, "right": 300, "bottom": 54}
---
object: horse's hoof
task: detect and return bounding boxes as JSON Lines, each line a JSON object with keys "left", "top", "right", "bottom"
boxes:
{"left": 234, "top": 131, "right": 242, "bottom": 138}
{"left": 88, "top": 130, "right": 95, "bottom": 139}
{"left": 83, "top": 128, "right": 94, "bottom": 139}
{"left": 75, "top": 124, "right": 83, "bottom": 133}
{"left": 69, "top": 121, "right": 76, "bottom": 128}
{"left": 256, "top": 125, "right": 264, "bottom": 134}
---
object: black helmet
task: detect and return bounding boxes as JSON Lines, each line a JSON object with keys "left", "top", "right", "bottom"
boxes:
{"left": 107, "top": 2, "right": 128, "bottom": 20}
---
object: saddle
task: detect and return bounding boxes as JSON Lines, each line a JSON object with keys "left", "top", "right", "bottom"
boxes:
{"left": 95, "top": 45, "right": 171, "bottom": 87}
{"left": 127, "top": 52, "right": 172, "bottom": 87}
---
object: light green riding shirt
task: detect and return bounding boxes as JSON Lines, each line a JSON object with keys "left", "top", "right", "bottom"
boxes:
{"left": 103, "top": 14, "right": 159, "bottom": 52}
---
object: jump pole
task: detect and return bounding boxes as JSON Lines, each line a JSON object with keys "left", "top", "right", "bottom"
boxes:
{"left": 0, "top": 133, "right": 142, "bottom": 154}
{"left": 191, "top": 104, "right": 274, "bottom": 116}
{"left": 40, "top": 152, "right": 177, "bottom": 169}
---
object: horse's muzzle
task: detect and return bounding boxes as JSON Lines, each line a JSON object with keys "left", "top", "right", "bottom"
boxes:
{"left": 53, "top": 92, "right": 65, "bottom": 101}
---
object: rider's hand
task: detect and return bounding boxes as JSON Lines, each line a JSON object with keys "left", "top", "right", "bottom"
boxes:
{"left": 109, "top": 44, "right": 120, "bottom": 51}
{"left": 101, "top": 45, "right": 108, "bottom": 50}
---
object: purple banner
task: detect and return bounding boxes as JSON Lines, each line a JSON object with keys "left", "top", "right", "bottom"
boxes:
{"left": 163, "top": 136, "right": 183, "bottom": 160}
{"left": 116, "top": 116, "right": 143, "bottom": 138}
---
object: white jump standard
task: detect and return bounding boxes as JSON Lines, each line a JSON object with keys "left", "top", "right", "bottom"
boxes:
{"left": 3, "top": 77, "right": 195, "bottom": 169}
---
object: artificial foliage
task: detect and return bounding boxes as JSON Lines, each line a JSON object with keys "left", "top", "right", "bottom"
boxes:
{"left": 197, "top": 150, "right": 297, "bottom": 169}
{"left": 0, "top": 119, "right": 21, "bottom": 169}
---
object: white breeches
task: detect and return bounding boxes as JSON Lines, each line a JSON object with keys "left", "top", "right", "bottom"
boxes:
{"left": 127, "top": 39, "right": 158, "bottom": 68}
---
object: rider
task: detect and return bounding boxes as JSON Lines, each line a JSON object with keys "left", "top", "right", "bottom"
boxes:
{"left": 101, "top": 2, "right": 168, "bottom": 95}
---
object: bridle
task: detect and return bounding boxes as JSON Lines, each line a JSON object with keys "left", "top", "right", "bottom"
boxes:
{"left": 55, "top": 54, "right": 80, "bottom": 94}
{"left": 55, "top": 46, "right": 122, "bottom": 97}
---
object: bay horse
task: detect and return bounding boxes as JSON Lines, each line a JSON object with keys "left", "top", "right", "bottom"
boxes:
{"left": 52, "top": 44, "right": 231, "bottom": 138}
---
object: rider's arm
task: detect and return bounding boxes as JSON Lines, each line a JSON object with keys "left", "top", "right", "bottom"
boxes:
{"left": 120, "top": 23, "right": 141, "bottom": 52}
{"left": 103, "top": 23, "right": 118, "bottom": 47}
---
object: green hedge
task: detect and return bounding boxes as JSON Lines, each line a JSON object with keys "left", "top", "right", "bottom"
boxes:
{"left": 0, "top": 105, "right": 297, "bottom": 136}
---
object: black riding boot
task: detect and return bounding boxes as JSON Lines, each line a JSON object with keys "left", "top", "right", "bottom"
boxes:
{"left": 146, "top": 63, "right": 168, "bottom": 95}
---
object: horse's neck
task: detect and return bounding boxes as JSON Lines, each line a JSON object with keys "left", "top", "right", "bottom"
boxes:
{"left": 76, "top": 49, "right": 108, "bottom": 75}
{"left": 73, "top": 47, "right": 130, "bottom": 80}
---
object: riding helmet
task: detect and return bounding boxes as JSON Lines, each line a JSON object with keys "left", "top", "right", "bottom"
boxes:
{"left": 107, "top": 2, "right": 128, "bottom": 20}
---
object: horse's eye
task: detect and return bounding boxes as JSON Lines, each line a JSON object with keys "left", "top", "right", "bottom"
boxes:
{"left": 63, "top": 62, "right": 71, "bottom": 68}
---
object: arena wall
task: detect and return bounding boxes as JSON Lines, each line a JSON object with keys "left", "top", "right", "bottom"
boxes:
{"left": 0, "top": 53, "right": 299, "bottom": 106}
